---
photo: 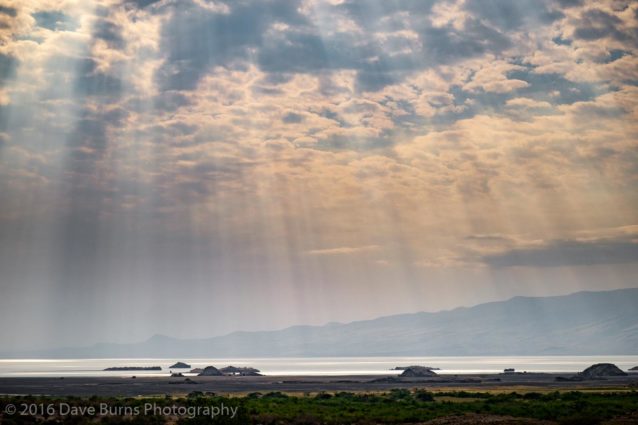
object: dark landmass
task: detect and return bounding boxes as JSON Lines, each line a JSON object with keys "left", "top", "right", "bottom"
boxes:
{"left": 1, "top": 371, "right": 636, "bottom": 397}
{"left": 580, "top": 363, "right": 628, "bottom": 379}
{"left": 220, "top": 366, "right": 262, "bottom": 376}
{"left": 103, "top": 366, "right": 161, "bottom": 371}
{"left": 198, "top": 366, "right": 222, "bottom": 376}
{"left": 629, "top": 366, "right": 638, "bottom": 371}
{"left": 169, "top": 362, "right": 190, "bottom": 368}
{"left": 194, "top": 365, "right": 262, "bottom": 376}
{"left": 400, "top": 366, "right": 438, "bottom": 377}
{"left": 1, "top": 389, "right": 637, "bottom": 424}
{"left": 6, "top": 289, "right": 638, "bottom": 357}
{"left": 554, "top": 363, "right": 629, "bottom": 382}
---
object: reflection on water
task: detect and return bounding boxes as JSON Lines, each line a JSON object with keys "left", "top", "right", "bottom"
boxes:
{"left": 0, "top": 356, "right": 637, "bottom": 377}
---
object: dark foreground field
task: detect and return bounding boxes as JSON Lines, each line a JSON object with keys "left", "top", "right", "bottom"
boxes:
{"left": 2, "top": 389, "right": 638, "bottom": 424}
{"left": 1, "top": 373, "right": 637, "bottom": 397}
{"left": 1, "top": 373, "right": 638, "bottom": 425}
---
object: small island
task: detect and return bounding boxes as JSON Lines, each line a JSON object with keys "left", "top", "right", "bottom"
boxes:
{"left": 198, "top": 366, "right": 222, "bottom": 376}
{"left": 169, "top": 362, "right": 191, "bottom": 369}
{"left": 220, "top": 366, "right": 262, "bottom": 376}
{"left": 103, "top": 366, "right": 162, "bottom": 371}
{"left": 556, "top": 363, "right": 628, "bottom": 382}
{"left": 580, "top": 363, "right": 627, "bottom": 378}
{"left": 399, "top": 366, "right": 438, "bottom": 377}
{"left": 196, "top": 365, "right": 262, "bottom": 376}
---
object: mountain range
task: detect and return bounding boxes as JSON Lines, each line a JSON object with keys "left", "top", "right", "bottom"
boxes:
{"left": 5, "top": 288, "right": 638, "bottom": 357}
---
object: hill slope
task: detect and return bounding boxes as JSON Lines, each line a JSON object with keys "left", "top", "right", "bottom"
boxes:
{"left": 9, "top": 288, "right": 638, "bottom": 357}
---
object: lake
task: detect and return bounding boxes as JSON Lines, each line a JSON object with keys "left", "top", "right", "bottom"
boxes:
{"left": 1, "top": 356, "right": 637, "bottom": 377}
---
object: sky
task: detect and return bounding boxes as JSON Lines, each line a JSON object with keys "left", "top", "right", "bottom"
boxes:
{"left": 0, "top": 0, "right": 637, "bottom": 351}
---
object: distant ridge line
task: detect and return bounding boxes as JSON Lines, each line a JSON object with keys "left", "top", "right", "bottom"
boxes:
{"left": 2, "top": 288, "right": 637, "bottom": 358}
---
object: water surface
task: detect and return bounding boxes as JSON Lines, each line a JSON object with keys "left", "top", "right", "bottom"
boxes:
{"left": 1, "top": 356, "right": 637, "bottom": 377}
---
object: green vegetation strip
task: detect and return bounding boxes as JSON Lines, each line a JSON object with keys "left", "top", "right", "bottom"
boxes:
{"left": 1, "top": 389, "right": 637, "bottom": 424}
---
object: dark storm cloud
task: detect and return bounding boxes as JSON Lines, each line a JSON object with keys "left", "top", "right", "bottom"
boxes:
{"left": 483, "top": 236, "right": 638, "bottom": 268}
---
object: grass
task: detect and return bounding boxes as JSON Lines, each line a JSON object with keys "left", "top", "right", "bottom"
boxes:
{"left": 1, "top": 389, "right": 637, "bottom": 424}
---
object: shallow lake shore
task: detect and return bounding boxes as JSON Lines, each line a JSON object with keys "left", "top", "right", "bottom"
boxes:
{"left": 1, "top": 372, "right": 636, "bottom": 396}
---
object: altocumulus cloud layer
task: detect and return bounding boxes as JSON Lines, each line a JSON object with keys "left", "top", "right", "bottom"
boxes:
{"left": 0, "top": 0, "right": 637, "bottom": 349}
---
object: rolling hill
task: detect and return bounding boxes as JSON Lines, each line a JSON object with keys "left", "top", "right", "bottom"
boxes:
{"left": 7, "top": 288, "right": 638, "bottom": 357}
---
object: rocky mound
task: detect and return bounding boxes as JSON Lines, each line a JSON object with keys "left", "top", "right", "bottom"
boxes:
{"left": 580, "top": 363, "right": 627, "bottom": 379}
{"left": 629, "top": 366, "right": 638, "bottom": 371}
{"left": 169, "top": 362, "right": 191, "bottom": 369}
{"left": 220, "top": 366, "right": 262, "bottom": 376}
{"left": 198, "top": 366, "right": 223, "bottom": 376}
{"left": 400, "top": 366, "right": 438, "bottom": 378}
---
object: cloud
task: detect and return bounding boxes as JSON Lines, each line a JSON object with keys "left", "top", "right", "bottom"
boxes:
{"left": 482, "top": 234, "right": 638, "bottom": 268}
{"left": 0, "top": 5, "right": 17, "bottom": 17}
{"left": 32, "top": 11, "right": 77, "bottom": 31}
{"left": 572, "top": 8, "right": 629, "bottom": 42}
{"left": 149, "top": 0, "right": 522, "bottom": 95}
{"left": 505, "top": 98, "right": 553, "bottom": 109}
{"left": 0, "top": 0, "right": 637, "bottom": 280}
{"left": 465, "top": 0, "right": 563, "bottom": 31}
{"left": 305, "top": 245, "right": 381, "bottom": 256}
{"left": 282, "top": 112, "right": 305, "bottom": 123}
{"left": 0, "top": 54, "right": 18, "bottom": 89}
{"left": 156, "top": 0, "right": 308, "bottom": 91}
{"left": 463, "top": 61, "right": 529, "bottom": 93}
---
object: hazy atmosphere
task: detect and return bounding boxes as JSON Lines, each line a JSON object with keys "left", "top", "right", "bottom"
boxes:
{"left": 1, "top": 0, "right": 637, "bottom": 351}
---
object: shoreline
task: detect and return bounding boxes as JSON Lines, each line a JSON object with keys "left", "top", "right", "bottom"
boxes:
{"left": 1, "top": 373, "right": 636, "bottom": 397}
